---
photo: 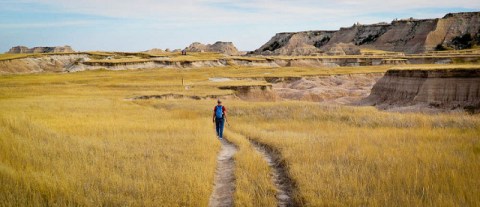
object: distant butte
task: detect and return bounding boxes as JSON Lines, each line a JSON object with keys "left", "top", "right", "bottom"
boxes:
{"left": 251, "top": 12, "right": 480, "bottom": 55}
{"left": 7, "top": 45, "right": 75, "bottom": 54}
{"left": 185, "top": 41, "right": 240, "bottom": 56}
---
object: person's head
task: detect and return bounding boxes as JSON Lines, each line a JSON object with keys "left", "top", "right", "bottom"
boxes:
{"left": 217, "top": 99, "right": 222, "bottom": 105}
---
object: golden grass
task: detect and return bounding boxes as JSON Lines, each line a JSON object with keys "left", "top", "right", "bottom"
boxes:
{"left": 381, "top": 58, "right": 408, "bottom": 61}
{"left": 225, "top": 131, "right": 277, "bottom": 207}
{"left": 1, "top": 99, "right": 220, "bottom": 206}
{"left": 168, "top": 52, "right": 225, "bottom": 61}
{"left": 0, "top": 53, "right": 90, "bottom": 61}
{"left": 227, "top": 102, "right": 480, "bottom": 206}
{"left": 1, "top": 66, "right": 479, "bottom": 206}
{"left": 427, "top": 47, "right": 480, "bottom": 54}
{"left": 360, "top": 48, "right": 404, "bottom": 55}
{"left": 0, "top": 70, "right": 222, "bottom": 206}
{"left": 392, "top": 64, "right": 480, "bottom": 70}
{"left": 85, "top": 51, "right": 116, "bottom": 56}
{"left": 84, "top": 52, "right": 226, "bottom": 62}
{"left": 85, "top": 58, "right": 152, "bottom": 64}
{"left": 0, "top": 53, "right": 37, "bottom": 61}
{"left": 228, "top": 57, "right": 269, "bottom": 61}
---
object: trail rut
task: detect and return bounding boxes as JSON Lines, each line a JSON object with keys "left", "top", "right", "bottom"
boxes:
{"left": 249, "top": 139, "right": 300, "bottom": 207}
{"left": 209, "top": 139, "right": 238, "bottom": 207}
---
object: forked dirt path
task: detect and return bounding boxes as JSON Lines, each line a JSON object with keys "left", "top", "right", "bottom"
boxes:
{"left": 249, "top": 139, "right": 299, "bottom": 207}
{"left": 209, "top": 138, "right": 238, "bottom": 207}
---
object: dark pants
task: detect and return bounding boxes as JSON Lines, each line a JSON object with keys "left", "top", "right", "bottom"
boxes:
{"left": 215, "top": 118, "right": 225, "bottom": 138}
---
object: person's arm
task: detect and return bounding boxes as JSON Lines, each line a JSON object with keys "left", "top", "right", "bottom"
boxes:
{"left": 223, "top": 106, "right": 227, "bottom": 122}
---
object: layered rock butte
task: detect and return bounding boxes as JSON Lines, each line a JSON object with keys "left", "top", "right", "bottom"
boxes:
{"left": 361, "top": 68, "right": 480, "bottom": 113}
{"left": 185, "top": 41, "right": 240, "bottom": 55}
{"left": 252, "top": 12, "right": 480, "bottom": 55}
{"left": 7, "top": 46, "right": 75, "bottom": 54}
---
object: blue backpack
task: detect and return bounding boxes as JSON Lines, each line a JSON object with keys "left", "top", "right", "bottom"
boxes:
{"left": 215, "top": 105, "right": 224, "bottom": 119}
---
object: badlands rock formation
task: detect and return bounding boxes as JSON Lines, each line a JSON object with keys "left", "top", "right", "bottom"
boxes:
{"left": 7, "top": 45, "right": 75, "bottom": 54}
{"left": 272, "top": 74, "right": 383, "bottom": 104}
{"left": 252, "top": 12, "right": 480, "bottom": 55}
{"left": 186, "top": 41, "right": 239, "bottom": 55}
{"left": 254, "top": 31, "right": 336, "bottom": 56}
{"left": 1, "top": 53, "right": 478, "bottom": 74}
{"left": 361, "top": 68, "right": 480, "bottom": 113}
{"left": 0, "top": 54, "right": 88, "bottom": 74}
{"left": 143, "top": 48, "right": 165, "bottom": 54}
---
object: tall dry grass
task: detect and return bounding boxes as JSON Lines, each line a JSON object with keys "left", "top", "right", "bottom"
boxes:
{"left": 0, "top": 70, "right": 222, "bottom": 206}
{"left": 2, "top": 66, "right": 479, "bottom": 206}
{"left": 224, "top": 130, "right": 277, "bottom": 207}
{"left": 228, "top": 102, "right": 480, "bottom": 206}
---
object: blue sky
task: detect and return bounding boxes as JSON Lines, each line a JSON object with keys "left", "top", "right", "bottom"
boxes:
{"left": 1, "top": 0, "right": 479, "bottom": 52}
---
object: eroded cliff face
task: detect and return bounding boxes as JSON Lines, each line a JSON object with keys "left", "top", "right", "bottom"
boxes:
{"left": 253, "top": 12, "right": 480, "bottom": 55}
{"left": 0, "top": 54, "right": 88, "bottom": 74}
{"left": 253, "top": 31, "right": 336, "bottom": 55}
{"left": 371, "top": 19, "right": 438, "bottom": 53}
{"left": 361, "top": 69, "right": 480, "bottom": 113}
{"left": 7, "top": 46, "right": 75, "bottom": 54}
{"left": 426, "top": 12, "right": 480, "bottom": 50}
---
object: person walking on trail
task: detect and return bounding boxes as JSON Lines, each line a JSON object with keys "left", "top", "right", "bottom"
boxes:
{"left": 213, "top": 99, "right": 227, "bottom": 140}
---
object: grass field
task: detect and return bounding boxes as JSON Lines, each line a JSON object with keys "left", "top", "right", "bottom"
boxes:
{"left": 227, "top": 102, "right": 480, "bottom": 206}
{"left": 0, "top": 70, "right": 224, "bottom": 205}
{"left": 1, "top": 66, "right": 479, "bottom": 206}
{"left": 0, "top": 54, "right": 38, "bottom": 61}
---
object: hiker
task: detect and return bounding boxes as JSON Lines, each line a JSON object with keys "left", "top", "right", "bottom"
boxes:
{"left": 213, "top": 100, "right": 227, "bottom": 139}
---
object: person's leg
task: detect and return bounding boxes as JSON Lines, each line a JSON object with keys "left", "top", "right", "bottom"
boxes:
{"left": 219, "top": 118, "right": 225, "bottom": 138}
{"left": 215, "top": 119, "right": 220, "bottom": 137}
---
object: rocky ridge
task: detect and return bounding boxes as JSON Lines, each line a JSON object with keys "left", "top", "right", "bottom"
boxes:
{"left": 185, "top": 41, "right": 240, "bottom": 55}
{"left": 252, "top": 12, "right": 480, "bottom": 55}
{"left": 7, "top": 45, "right": 75, "bottom": 54}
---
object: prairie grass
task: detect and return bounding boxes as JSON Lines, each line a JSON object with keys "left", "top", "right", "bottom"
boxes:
{"left": 0, "top": 65, "right": 397, "bottom": 99}
{"left": 392, "top": 64, "right": 480, "bottom": 70}
{"left": 426, "top": 47, "right": 480, "bottom": 54}
{"left": 85, "top": 58, "right": 152, "bottom": 64}
{"left": 0, "top": 71, "right": 221, "bottom": 206}
{"left": 0, "top": 54, "right": 37, "bottom": 61}
{"left": 168, "top": 52, "right": 225, "bottom": 61}
{"left": 1, "top": 67, "right": 479, "bottom": 206}
{"left": 1, "top": 98, "right": 219, "bottom": 206}
{"left": 360, "top": 48, "right": 404, "bottom": 55}
{"left": 224, "top": 130, "right": 277, "bottom": 207}
{"left": 228, "top": 102, "right": 480, "bottom": 206}
{"left": 0, "top": 53, "right": 86, "bottom": 61}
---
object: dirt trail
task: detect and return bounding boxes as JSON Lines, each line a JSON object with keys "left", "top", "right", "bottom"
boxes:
{"left": 250, "top": 139, "right": 299, "bottom": 207}
{"left": 209, "top": 139, "right": 238, "bottom": 207}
